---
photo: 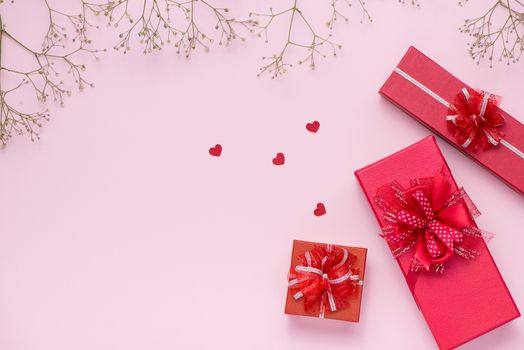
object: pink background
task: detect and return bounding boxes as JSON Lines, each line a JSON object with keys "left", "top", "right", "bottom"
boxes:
{"left": 1, "top": 1, "right": 523, "bottom": 349}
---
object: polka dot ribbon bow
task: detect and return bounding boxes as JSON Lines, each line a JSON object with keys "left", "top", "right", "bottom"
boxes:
{"left": 288, "top": 245, "right": 362, "bottom": 318}
{"left": 374, "top": 169, "right": 493, "bottom": 273}
{"left": 446, "top": 87, "right": 505, "bottom": 150}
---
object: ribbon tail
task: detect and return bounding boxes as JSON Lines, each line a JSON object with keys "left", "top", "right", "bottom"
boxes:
{"left": 482, "top": 128, "right": 501, "bottom": 146}
{"left": 414, "top": 238, "right": 432, "bottom": 271}
{"left": 319, "top": 293, "right": 326, "bottom": 319}
{"left": 327, "top": 291, "right": 337, "bottom": 313}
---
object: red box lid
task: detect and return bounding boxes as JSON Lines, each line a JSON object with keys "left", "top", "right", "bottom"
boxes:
{"left": 355, "top": 136, "right": 520, "bottom": 349}
{"left": 379, "top": 46, "right": 524, "bottom": 196}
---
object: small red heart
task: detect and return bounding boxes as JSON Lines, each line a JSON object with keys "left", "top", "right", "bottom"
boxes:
{"left": 272, "top": 152, "right": 285, "bottom": 166}
{"left": 314, "top": 202, "right": 326, "bottom": 216}
{"left": 209, "top": 144, "right": 222, "bottom": 157}
{"left": 306, "top": 121, "right": 320, "bottom": 133}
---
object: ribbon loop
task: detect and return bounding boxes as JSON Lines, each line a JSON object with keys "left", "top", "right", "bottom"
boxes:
{"left": 295, "top": 265, "right": 323, "bottom": 276}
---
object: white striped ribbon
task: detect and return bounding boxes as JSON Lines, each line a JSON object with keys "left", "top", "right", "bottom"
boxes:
{"left": 393, "top": 67, "right": 524, "bottom": 159}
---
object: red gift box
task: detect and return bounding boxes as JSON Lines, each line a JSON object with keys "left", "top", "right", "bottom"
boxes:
{"left": 355, "top": 136, "right": 519, "bottom": 349}
{"left": 380, "top": 46, "right": 524, "bottom": 196}
{"left": 284, "top": 240, "right": 367, "bottom": 322}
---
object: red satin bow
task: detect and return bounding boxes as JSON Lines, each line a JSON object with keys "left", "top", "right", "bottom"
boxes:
{"left": 447, "top": 87, "right": 505, "bottom": 150}
{"left": 288, "top": 245, "right": 361, "bottom": 317}
{"left": 375, "top": 169, "right": 489, "bottom": 272}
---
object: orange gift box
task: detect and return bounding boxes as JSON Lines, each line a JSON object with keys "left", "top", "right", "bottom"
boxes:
{"left": 284, "top": 239, "right": 367, "bottom": 322}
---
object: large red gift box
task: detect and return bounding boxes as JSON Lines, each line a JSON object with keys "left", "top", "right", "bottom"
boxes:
{"left": 380, "top": 46, "right": 524, "bottom": 196}
{"left": 355, "top": 136, "right": 519, "bottom": 349}
{"left": 284, "top": 240, "right": 367, "bottom": 322}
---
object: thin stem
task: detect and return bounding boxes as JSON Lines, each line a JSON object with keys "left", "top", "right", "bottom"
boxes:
{"left": 0, "top": 14, "right": 3, "bottom": 94}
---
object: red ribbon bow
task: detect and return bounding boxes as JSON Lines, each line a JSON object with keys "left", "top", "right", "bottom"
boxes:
{"left": 375, "top": 169, "right": 491, "bottom": 272}
{"left": 446, "top": 87, "right": 505, "bottom": 150}
{"left": 288, "top": 245, "right": 361, "bottom": 318}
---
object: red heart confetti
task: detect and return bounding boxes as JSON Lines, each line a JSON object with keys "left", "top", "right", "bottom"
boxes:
{"left": 314, "top": 202, "right": 326, "bottom": 216}
{"left": 209, "top": 144, "right": 222, "bottom": 157}
{"left": 306, "top": 121, "right": 320, "bottom": 133}
{"left": 272, "top": 152, "right": 285, "bottom": 166}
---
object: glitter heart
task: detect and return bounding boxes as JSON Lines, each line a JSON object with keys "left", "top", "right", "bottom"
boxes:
{"left": 314, "top": 202, "right": 326, "bottom": 216}
{"left": 209, "top": 144, "right": 222, "bottom": 157}
{"left": 306, "top": 121, "right": 320, "bottom": 133}
{"left": 272, "top": 152, "right": 285, "bottom": 166}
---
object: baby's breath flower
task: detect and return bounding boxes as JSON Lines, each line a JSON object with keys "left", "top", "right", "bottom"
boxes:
{"left": 253, "top": 0, "right": 371, "bottom": 78}
{"left": 0, "top": 0, "right": 100, "bottom": 146}
{"left": 459, "top": 0, "right": 524, "bottom": 68}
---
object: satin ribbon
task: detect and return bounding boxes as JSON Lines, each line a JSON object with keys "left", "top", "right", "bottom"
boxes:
{"left": 394, "top": 67, "right": 524, "bottom": 159}
{"left": 387, "top": 189, "right": 465, "bottom": 268}
{"left": 288, "top": 244, "right": 362, "bottom": 318}
{"left": 374, "top": 169, "right": 490, "bottom": 274}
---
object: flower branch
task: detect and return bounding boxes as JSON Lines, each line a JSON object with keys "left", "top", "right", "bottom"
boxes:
{"left": 460, "top": 0, "right": 524, "bottom": 67}
{"left": 250, "top": 0, "right": 371, "bottom": 79}
{"left": 85, "top": 0, "right": 257, "bottom": 57}
{"left": 0, "top": 1, "right": 101, "bottom": 145}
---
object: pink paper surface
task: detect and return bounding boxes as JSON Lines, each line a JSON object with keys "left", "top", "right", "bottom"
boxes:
{"left": 0, "top": 1, "right": 523, "bottom": 349}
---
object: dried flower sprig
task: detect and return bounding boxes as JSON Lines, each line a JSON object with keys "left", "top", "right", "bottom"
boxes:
{"left": 0, "top": 1, "right": 102, "bottom": 146}
{"left": 250, "top": 0, "right": 371, "bottom": 79}
{"left": 460, "top": 0, "right": 524, "bottom": 67}
{"left": 85, "top": 0, "right": 257, "bottom": 57}
{"left": 399, "top": 0, "right": 420, "bottom": 7}
{"left": 328, "top": 0, "right": 372, "bottom": 28}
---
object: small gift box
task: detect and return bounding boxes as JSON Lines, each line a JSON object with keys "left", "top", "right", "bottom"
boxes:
{"left": 284, "top": 240, "right": 367, "bottom": 322}
{"left": 380, "top": 46, "right": 524, "bottom": 195}
{"left": 355, "top": 136, "right": 520, "bottom": 349}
